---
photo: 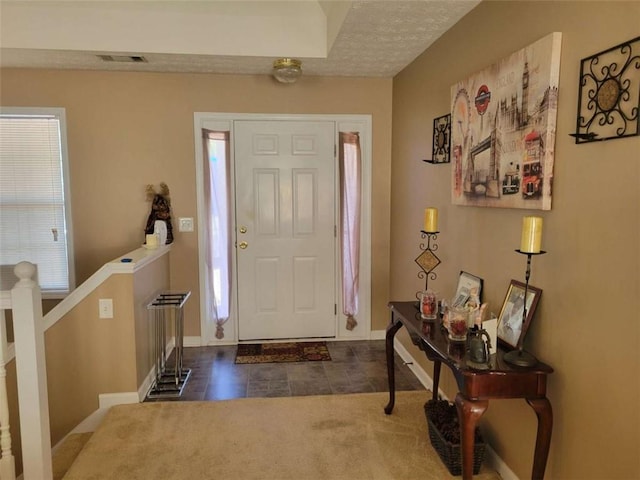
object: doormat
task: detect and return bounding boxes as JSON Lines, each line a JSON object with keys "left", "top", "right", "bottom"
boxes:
{"left": 235, "top": 341, "right": 331, "bottom": 364}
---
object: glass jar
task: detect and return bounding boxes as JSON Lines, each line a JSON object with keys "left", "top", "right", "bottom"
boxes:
{"left": 448, "top": 306, "right": 469, "bottom": 342}
{"left": 417, "top": 290, "right": 438, "bottom": 320}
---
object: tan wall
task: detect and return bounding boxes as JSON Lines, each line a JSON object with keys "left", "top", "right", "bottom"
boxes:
{"left": 133, "top": 253, "right": 170, "bottom": 386}
{"left": 4, "top": 252, "right": 170, "bottom": 472}
{"left": 391, "top": 1, "right": 639, "bottom": 478}
{"left": 5, "top": 360, "right": 22, "bottom": 475}
{"left": 0, "top": 71, "right": 393, "bottom": 336}
{"left": 45, "top": 274, "right": 137, "bottom": 442}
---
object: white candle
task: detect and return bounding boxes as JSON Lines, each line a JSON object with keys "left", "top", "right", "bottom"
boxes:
{"left": 424, "top": 208, "right": 438, "bottom": 233}
{"left": 520, "top": 216, "right": 543, "bottom": 253}
{"left": 146, "top": 234, "right": 158, "bottom": 248}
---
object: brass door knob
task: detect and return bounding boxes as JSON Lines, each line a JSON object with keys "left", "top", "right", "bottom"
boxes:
{"left": 238, "top": 241, "right": 248, "bottom": 249}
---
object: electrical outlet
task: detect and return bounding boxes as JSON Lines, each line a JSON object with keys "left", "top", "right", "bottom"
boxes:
{"left": 179, "top": 217, "right": 194, "bottom": 232}
{"left": 99, "top": 298, "right": 113, "bottom": 318}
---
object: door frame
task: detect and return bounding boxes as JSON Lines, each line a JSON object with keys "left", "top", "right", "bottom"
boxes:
{"left": 193, "top": 112, "right": 372, "bottom": 345}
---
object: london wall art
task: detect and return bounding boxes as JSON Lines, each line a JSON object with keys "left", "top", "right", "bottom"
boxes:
{"left": 451, "top": 32, "right": 562, "bottom": 210}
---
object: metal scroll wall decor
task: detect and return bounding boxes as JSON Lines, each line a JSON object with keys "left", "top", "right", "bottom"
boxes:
{"left": 571, "top": 36, "right": 640, "bottom": 143}
{"left": 424, "top": 113, "right": 451, "bottom": 164}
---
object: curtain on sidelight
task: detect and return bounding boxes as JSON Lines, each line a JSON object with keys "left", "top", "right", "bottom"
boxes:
{"left": 339, "top": 132, "right": 362, "bottom": 331}
{"left": 202, "top": 130, "right": 231, "bottom": 339}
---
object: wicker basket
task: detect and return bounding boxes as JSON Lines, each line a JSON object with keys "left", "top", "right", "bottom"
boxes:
{"left": 424, "top": 400, "right": 486, "bottom": 476}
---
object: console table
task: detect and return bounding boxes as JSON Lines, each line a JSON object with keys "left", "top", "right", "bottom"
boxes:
{"left": 385, "top": 301, "right": 553, "bottom": 479}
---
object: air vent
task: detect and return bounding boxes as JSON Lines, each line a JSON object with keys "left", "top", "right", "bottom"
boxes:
{"left": 97, "top": 55, "right": 148, "bottom": 63}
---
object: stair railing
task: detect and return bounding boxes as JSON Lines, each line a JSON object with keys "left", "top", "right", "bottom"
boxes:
{"left": 0, "top": 308, "right": 15, "bottom": 480}
{"left": 0, "top": 262, "right": 53, "bottom": 480}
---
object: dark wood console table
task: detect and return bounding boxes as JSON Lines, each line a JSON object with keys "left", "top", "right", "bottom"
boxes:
{"left": 385, "top": 301, "right": 553, "bottom": 479}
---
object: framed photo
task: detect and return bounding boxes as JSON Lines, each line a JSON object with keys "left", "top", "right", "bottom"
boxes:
{"left": 497, "top": 280, "right": 542, "bottom": 349}
{"left": 452, "top": 271, "right": 483, "bottom": 308}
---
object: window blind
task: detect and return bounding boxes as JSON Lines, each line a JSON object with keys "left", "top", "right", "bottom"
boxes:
{"left": 0, "top": 110, "right": 73, "bottom": 295}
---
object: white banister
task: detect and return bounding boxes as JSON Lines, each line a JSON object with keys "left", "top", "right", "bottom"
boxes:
{"left": 0, "top": 307, "right": 16, "bottom": 480}
{"left": 11, "top": 262, "right": 52, "bottom": 480}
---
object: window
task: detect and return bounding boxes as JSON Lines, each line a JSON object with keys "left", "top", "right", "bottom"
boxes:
{"left": 0, "top": 107, "right": 74, "bottom": 297}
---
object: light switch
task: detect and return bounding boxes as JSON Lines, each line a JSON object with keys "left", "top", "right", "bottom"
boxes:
{"left": 99, "top": 299, "right": 113, "bottom": 318}
{"left": 179, "top": 217, "right": 194, "bottom": 232}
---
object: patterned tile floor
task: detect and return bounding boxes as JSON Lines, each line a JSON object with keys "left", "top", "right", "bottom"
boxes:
{"left": 151, "top": 340, "right": 425, "bottom": 402}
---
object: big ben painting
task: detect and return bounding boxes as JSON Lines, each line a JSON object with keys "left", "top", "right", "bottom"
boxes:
{"left": 451, "top": 32, "right": 562, "bottom": 210}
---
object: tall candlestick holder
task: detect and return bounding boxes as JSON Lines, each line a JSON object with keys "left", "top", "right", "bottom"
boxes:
{"left": 504, "top": 249, "right": 546, "bottom": 367}
{"left": 415, "top": 230, "right": 441, "bottom": 294}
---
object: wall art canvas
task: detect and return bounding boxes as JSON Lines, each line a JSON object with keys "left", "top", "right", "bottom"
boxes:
{"left": 451, "top": 32, "right": 562, "bottom": 210}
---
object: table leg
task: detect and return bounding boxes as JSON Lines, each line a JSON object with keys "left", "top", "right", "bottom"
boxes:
{"left": 431, "top": 360, "right": 441, "bottom": 401}
{"left": 526, "top": 397, "right": 553, "bottom": 480}
{"left": 384, "top": 315, "right": 403, "bottom": 414}
{"left": 455, "top": 393, "right": 488, "bottom": 480}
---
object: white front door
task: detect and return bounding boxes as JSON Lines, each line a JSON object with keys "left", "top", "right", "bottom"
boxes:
{"left": 234, "top": 120, "right": 336, "bottom": 340}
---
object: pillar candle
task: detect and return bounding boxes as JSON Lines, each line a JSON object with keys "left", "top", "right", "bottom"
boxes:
{"left": 146, "top": 234, "right": 158, "bottom": 248}
{"left": 423, "top": 208, "right": 438, "bottom": 233}
{"left": 520, "top": 216, "right": 543, "bottom": 253}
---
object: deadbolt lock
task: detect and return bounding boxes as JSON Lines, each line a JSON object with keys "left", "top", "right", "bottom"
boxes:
{"left": 239, "top": 226, "right": 247, "bottom": 234}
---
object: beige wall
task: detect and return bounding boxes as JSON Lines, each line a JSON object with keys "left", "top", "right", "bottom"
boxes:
{"left": 5, "top": 274, "right": 135, "bottom": 468}
{"left": 5, "top": 360, "right": 22, "bottom": 475}
{"left": 133, "top": 253, "right": 170, "bottom": 386}
{"left": 45, "top": 274, "right": 137, "bottom": 442}
{"left": 0, "top": 71, "right": 393, "bottom": 336}
{"left": 391, "top": 1, "right": 639, "bottom": 478}
{"left": 5, "top": 252, "right": 170, "bottom": 472}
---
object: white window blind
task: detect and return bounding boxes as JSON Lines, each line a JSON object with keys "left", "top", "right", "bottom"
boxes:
{"left": 0, "top": 108, "right": 74, "bottom": 296}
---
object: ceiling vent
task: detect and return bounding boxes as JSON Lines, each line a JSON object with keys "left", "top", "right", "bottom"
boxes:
{"left": 97, "top": 55, "right": 148, "bottom": 63}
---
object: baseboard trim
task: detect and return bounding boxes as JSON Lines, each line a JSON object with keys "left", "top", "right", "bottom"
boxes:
{"left": 98, "top": 392, "right": 139, "bottom": 409}
{"left": 392, "top": 339, "right": 517, "bottom": 480}
{"left": 184, "top": 336, "right": 203, "bottom": 347}
{"left": 138, "top": 364, "right": 158, "bottom": 401}
{"left": 485, "top": 444, "right": 519, "bottom": 480}
{"left": 392, "top": 338, "right": 439, "bottom": 395}
{"left": 369, "top": 329, "right": 386, "bottom": 340}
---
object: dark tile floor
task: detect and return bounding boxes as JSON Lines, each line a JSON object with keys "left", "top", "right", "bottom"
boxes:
{"left": 152, "top": 340, "right": 425, "bottom": 402}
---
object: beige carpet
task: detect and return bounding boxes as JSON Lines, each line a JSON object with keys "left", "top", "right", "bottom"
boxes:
{"left": 63, "top": 391, "right": 500, "bottom": 480}
{"left": 53, "top": 433, "right": 93, "bottom": 480}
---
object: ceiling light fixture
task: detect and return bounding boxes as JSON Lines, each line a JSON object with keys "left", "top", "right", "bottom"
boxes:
{"left": 272, "top": 58, "right": 302, "bottom": 84}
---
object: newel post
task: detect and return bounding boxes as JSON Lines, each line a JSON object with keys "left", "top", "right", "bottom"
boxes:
{"left": 11, "top": 262, "right": 53, "bottom": 480}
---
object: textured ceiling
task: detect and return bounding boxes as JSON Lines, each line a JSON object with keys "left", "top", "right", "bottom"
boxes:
{"left": 0, "top": 1, "right": 480, "bottom": 77}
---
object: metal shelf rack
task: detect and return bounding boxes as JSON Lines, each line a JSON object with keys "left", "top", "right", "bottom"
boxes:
{"left": 146, "top": 291, "right": 191, "bottom": 399}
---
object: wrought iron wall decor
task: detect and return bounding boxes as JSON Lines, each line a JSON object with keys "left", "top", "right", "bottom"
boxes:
{"left": 571, "top": 36, "right": 640, "bottom": 143}
{"left": 424, "top": 113, "right": 451, "bottom": 164}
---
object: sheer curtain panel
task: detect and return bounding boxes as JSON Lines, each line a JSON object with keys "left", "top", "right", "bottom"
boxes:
{"left": 339, "top": 132, "right": 362, "bottom": 331}
{"left": 202, "top": 130, "right": 231, "bottom": 339}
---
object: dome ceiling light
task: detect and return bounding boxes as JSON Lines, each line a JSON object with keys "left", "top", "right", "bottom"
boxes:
{"left": 272, "top": 58, "right": 302, "bottom": 83}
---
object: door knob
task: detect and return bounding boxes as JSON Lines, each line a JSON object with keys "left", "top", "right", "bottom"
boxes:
{"left": 239, "top": 241, "right": 248, "bottom": 249}
{"left": 239, "top": 226, "right": 247, "bottom": 234}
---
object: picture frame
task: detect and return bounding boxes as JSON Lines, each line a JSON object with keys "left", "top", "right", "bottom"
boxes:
{"left": 497, "top": 280, "right": 542, "bottom": 350}
{"left": 451, "top": 271, "right": 483, "bottom": 308}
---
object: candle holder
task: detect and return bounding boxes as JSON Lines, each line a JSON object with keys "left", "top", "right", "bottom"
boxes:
{"left": 415, "top": 230, "right": 441, "bottom": 294}
{"left": 504, "top": 249, "right": 546, "bottom": 367}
